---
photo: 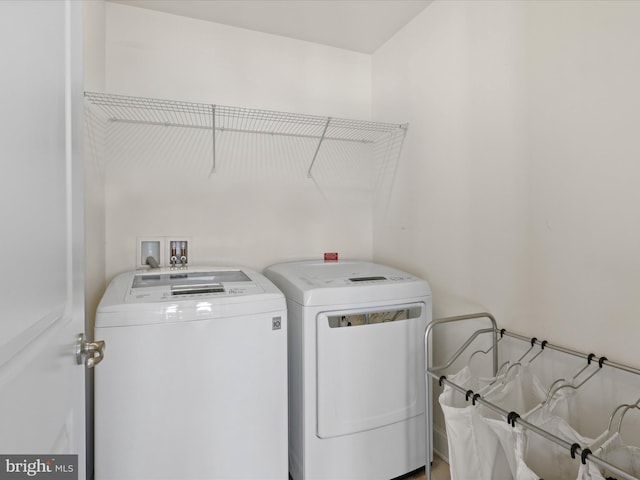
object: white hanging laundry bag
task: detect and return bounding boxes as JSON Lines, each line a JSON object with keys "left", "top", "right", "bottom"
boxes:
{"left": 522, "top": 403, "right": 605, "bottom": 480}
{"left": 582, "top": 432, "right": 640, "bottom": 480}
{"left": 487, "top": 419, "right": 541, "bottom": 480}
{"left": 439, "top": 365, "right": 547, "bottom": 480}
{"left": 513, "top": 426, "right": 546, "bottom": 480}
{"left": 477, "top": 364, "right": 548, "bottom": 421}
{"left": 440, "top": 367, "right": 515, "bottom": 480}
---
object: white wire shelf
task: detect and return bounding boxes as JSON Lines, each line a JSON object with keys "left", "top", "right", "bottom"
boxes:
{"left": 84, "top": 92, "right": 408, "bottom": 179}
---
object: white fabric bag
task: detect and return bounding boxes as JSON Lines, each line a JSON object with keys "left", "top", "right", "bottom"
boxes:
{"left": 440, "top": 367, "right": 516, "bottom": 480}
{"left": 478, "top": 364, "right": 548, "bottom": 421}
{"left": 439, "top": 365, "right": 546, "bottom": 480}
{"left": 583, "top": 432, "right": 640, "bottom": 479}
{"left": 522, "top": 404, "right": 604, "bottom": 480}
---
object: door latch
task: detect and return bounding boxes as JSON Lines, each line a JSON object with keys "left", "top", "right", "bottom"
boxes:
{"left": 76, "top": 333, "right": 106, "bottom": 368}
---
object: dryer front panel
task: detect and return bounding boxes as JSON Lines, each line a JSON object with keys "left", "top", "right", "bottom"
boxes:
{"left": 315, "top": 302, "right": 427, "bottom": 439}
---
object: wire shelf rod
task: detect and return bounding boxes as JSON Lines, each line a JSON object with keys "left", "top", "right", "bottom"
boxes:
{"left": 85, "top": 91, "right": 408, "bottom": 180}
{"left": 214, "top": 107, "right": 401, "bottom": 132}
{"left": 86, "top": 92, "right": 212, "bottom": 114}
{"left": 106, "top": 118, "right": 379, "bottom": 144}
{"left": 107, "top": 118, "right": 210, "bottom": 130}
{"left": 85, "top": 92, "right": 404, "bottom": 140}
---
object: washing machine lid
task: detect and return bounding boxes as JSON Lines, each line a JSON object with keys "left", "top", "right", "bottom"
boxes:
{"left": 130, "top": 270, "right": 252, "bottom": 298}
{"left": 96, "top": 267, "right": 285, "bottom": 327}
{"left": 263, "top": 260, "right": 431, "bottom": 307}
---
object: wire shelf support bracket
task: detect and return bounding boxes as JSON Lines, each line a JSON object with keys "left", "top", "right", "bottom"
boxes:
{"left": 210, "top": 104, "right": 216, "bottom": 176}
{"left": 308, "top": 117, "right": 331, "bottom": 178}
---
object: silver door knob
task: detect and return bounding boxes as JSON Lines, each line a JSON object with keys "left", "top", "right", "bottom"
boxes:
{"left": 76, "top": 333, "right": 106, "bottom": 368}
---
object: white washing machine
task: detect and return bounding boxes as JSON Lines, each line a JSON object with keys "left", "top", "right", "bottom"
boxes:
{"left": 94, "top": 267, "right": 288, "bottom": 480}
{"left": 264, "top": 260, "right": 431, "bottom": 480}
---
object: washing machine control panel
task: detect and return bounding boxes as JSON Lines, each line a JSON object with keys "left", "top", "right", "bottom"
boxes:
{"left": 126, "top": 270, "right": 263, "bottom": 302}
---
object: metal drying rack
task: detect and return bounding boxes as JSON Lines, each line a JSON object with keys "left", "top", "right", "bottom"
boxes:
{"left": 424, "top": 312, "right": 640, "bottom": 480}
{"left": 84, "top": 91, "right": 408, "bottom": 178}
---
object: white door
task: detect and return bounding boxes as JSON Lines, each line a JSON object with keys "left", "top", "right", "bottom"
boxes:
{"left": 0, "top": 0, "right": 87, "bottom": 477}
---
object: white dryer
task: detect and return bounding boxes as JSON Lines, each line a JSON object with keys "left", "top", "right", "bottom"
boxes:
{"left": 94, "top": 267, "right": 288, "bottom": 480}
{"left": 264, "top": 260, "right": 431, "bottom": 480}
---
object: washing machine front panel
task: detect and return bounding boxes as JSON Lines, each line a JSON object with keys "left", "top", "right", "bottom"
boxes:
{"left": 316, "top": 302, "right": 427, "bottom": 439}
{"left": 95, "top": 310, "right": 287, "bottom": 480}
{"left": 94, "top": 266, "right": 288, "bottom": 480}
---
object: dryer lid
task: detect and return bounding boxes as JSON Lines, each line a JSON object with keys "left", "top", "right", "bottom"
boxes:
{"left": 263, "top": 260, "right": 431, "bottom": 307}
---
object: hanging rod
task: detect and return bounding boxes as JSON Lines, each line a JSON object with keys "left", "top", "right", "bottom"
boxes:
{"left": 499, "top": 329, "right": 640, "bottom": 377}
{"left": 424, "top": 313, "right": 640, "bottom": 480}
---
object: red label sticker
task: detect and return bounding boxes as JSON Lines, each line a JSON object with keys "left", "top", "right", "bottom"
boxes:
{"left": 324, "top": 252, "right": 339, "bottom": 261}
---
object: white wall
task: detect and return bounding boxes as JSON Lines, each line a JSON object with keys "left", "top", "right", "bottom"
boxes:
{"left": 105, "top": 3, "right": 371, "bottom": 117}
{"left": 373, "top": 0, "right": 529, "bottom": 321}
{"left": 374, "top": 0, "right": 640, "bottom": 368}
{"left": 372, "top": 0, "right": 640, "bottom": 452}
{"left": 525, "top": 0, "right": 640, "bottom": 366}
{"left": 101, "top": 2, "right": 376, "bottom": 280}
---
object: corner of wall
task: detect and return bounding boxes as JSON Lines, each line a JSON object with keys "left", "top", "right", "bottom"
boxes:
{"left": 83, "top": 0, "right": 107, "bottom": 329}
{"left": 83, "top": 0, "right": 106, "bottom": 93}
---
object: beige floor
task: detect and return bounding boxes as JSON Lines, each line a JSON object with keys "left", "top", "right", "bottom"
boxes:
{"left": 396, "top": 455, "right": 451, "bottom": 480}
